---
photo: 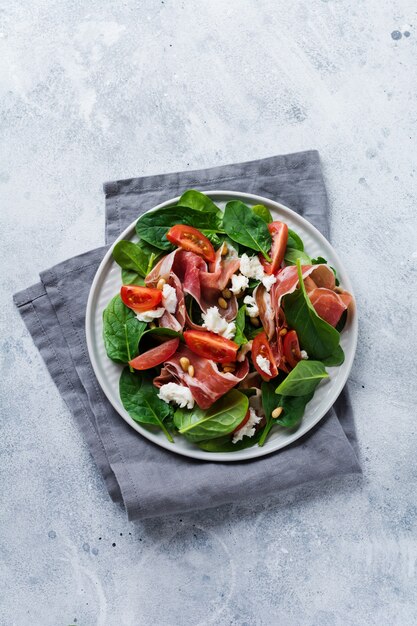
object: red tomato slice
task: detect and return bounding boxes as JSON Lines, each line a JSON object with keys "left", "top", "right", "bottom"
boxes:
{"left": 166, "top": 224, "right": 216, "bottom": 262}
{"left": 283, "top": 330, "right": 302, "bottom": 369}
{"left": 128, "top": 338, "right": 180, "bottom": 370}
{"left": 183, "top": 330, "right": 238, "bottom": 363}
{"left": 260, "top": 221, "right": 288, "bottom": 275}
{"left": 120, "top": 285, "right": 162, "bottom": 313}
{"left": 251, "top": 331, "right": 278, "bottom": 381}
{"left": 232, "top": 409, "right": 251, "bottom": 434}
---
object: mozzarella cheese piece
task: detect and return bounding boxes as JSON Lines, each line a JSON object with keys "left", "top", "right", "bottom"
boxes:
{"left": 239, "top": 253, "right": 265, "bottom": 281}
{"left": 230, "top": 273, "right": 249, "bottom": 295}
{"left": 158, "top": 383, "right": 195, "bottom": 409}
{"left": 136, "top": 308, "right": 165, "bottom": 322}
{"left": 243, "top": 295, "right": 259, "bottom": 318}
{"left": 162, "top": 283, "right": 177, "bottom": 313}
{"left": 300, "top": 350, "right": 309, "bottom": 360}
{"left": 256, "top": 354, "right": 272, "bottom": 376}
{"left": 232, "top": 408, "right": 262, "bottom": 444}
{"left": 202, "top": 306, "right": 236, "bottom": 340}
{"left": 261, "top": 274, "right": 276, "bottom": 292}
{"left": 237, "top": 340, "right": 253, "bottom": 362}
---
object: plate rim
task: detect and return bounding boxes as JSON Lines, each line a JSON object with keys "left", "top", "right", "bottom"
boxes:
{"left": 85, "top": 190, "right": 358, "bottom": 462}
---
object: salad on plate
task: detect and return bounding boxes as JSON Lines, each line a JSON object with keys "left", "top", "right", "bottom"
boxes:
{"left": 102, "top": 190, "right": 353, "bottom": 452}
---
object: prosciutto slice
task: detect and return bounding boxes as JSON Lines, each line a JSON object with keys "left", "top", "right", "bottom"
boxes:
{"left": 159, "top": 273, "right": 185, "bottom": 332}
{"left": 253, "top": 283, "right": 275, "bottom": 340}
{"left": 146, "top": 249, "right": 238, "bottom": 322}
{"left": 153, "top": 345, "right": 249, "bottom": 409}
{"left": 308, "top": 288, "right": 348, "bottom": 327}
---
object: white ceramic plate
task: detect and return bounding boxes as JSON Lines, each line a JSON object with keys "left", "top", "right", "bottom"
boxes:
{"left": 86, "top": 191, "right": 357, "bottom": 462}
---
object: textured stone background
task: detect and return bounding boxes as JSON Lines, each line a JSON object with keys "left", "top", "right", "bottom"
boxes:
{"left": 1, "top": 1, "right": 417, "bottom": 624}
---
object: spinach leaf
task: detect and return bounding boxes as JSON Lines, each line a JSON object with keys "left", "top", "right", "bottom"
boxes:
{"left": 144, "top": 327, "right": 182, "bottom": 340}
{"left": 311, "top": 255, "right": 340, "bottom": 286}
{"left": 136, "top": 206, "right": 223, "bottom": 250}
{"left": 284, "top": 248, "right": 312, "bottom": 265}
{"left": 121, "top": 269, "right": 145, "bottom": 285}
{"left": 102, "top": 295, "right": 146, "bottom": 365}
{"left": 320, "top": 345, "right": 345, "bottom": 367}
{"left": 287, "top": 228, "right": 304, "bottom": 251}
{"left": 113, "top": 240, "right": 162, "bottom": 278}
{"left": 252, "top": 204, "right": 273, "bottom": 224}
{"left": 234, "top": 305, "right": 248, "bottom": 346}
{"left": 223, "top": 201, "right": 272, "bottom": 261}
{"left": 259, "top": 381, "right": 314, "bottom": 445}
{"left": 276, "top": 360, "right": 328, "bottom": 396}
{"left": 197, "top": 430, "right": 262, "bottom": 452}
{"left": 119, "top": 368, "right": 174, "bottom": 442}
{"left": 282, "top": 259, "right": 340, "bottom": 359}
{"left": 173, "top": 389, "right": 248, "bottom": 442}
{"left": 177, "top": 189, "right": 221, "bottom": 215}
{"left": 336, "top": 310, "right": 347, "bottom": 333}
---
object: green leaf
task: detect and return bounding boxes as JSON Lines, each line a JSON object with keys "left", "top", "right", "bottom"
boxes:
{"left": 113, "top": 240, "right": 149, "bottom": 277}
{"left": 136, "top": 206, "right": 223, "bottom": 250}
{"left": 252, "top": 204, "right": 273, "bottom": 223}
{"left": 102, "top": 295, "right": 147, "bottom": 364}
{"left": 320, "top": 345, "right": 345, "bottom": 367}
{"left": 173, "top": 389, "right": 248, "bottom": 442}
{"left": 144, "top": 327, "right": 182, "bottom": 340}
{"left": 119, "top": 368, "right": 174, "bottom": 442}
{"left": 275, "top": 392, "right": 315, "bottom": 428}
{"left": 234, "top": 306, "right": 248, "bottom": 346}
{"left": 197, "top": 429, "right": 262, "bottom": 452}
{"left": 258, "top": 381, "right": 278, "bottom": 446}
{"left": 121, "top": 269, "right": 145, "bottom": 285}
{"left": 287, "top": 228, "right": 304, "bottom": 251}
{"left": 276, "top": 360, "right": 328, "bottom": 396}
{"left": 284, "top": 248, "right": 312, "bottom": 265}
{"left": 177, "top": 189, "right": 221, "bottom": 215}
{"left": 282, "top": 259, "right": 341, "bottom": 359}
{"left": 223, "top": 201, "right": 272, "bottom": 261}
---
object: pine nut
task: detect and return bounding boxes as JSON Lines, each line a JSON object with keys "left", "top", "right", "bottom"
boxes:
{"left": 222, "top": 288, "right": 232, "bottom": 299}
{"left": 223, "top": 366, "right": 235, "bottom": 373}
{"left": 157, "top": 278, "right": 166, "bottom": 290}
{"left": 179, "top": 357, "right": 190, "bottom": 372}
{"left": 221, "top": 243, "right": 228, "bottom": 256}
{"left": 279, "top": 328, "right": 287, "bottom": 336}
{"left": 188, "top": 364, "right": 195, "bottom": 377}
{"left": 271, "top": 407, "right": 283, "bottom": 419}
{"left": 250, "top": 316, "right": 260, "bottom": 327}
{"left": 218, "top": 297, "right": 228, "bottom": 309}
{"left": 149, "top": 322, "right": 156, "bottom": 329}
{"left": 334, "top": 286, "right": 343, "bottom": 294}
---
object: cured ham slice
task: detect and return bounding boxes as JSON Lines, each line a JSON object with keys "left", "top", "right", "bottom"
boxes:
{"left": 146, "top": 249, "right": 238, "bottom": 322}
{"left": 308, "top": 288, "right": 348, "bottom": 327}
{"left": 253, "top": 284, "right": 275, "bottom": 340}
{"left": 159, "top": 273, "right": 185, "bottom": 332}
{"left": 153, "top": 345, "right": 249, "bottom": 409}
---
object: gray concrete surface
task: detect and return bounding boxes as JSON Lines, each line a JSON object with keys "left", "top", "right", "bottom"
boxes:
{"left": 1, "top": 1, "right": 417, "bottom": 624}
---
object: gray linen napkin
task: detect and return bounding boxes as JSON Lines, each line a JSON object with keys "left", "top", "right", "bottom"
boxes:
{"left": 14, "top": 151, "right": 361, "bottom": 520}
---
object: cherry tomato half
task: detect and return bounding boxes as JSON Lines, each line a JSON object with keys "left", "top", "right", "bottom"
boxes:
{"left": 283, "top": 330, "right": 302, "bottom": 369}
{"left": 120, "top": 285, "right": 162, "bottom": 313}
{"left": 129, "top": 338, "right": 180, "bottom": 370}
{"left": 166, "top": 224, "right": 216, "bottom": 263}
{"left": 232, "top": 409, "right": 251, "bottom": 434}
{"left": 260, "top": 221, "right": 288, "bottom": 275}
{"left": 251, "top": 331, "right": 278, "bottom": 381}
{"left": 183, "top": 330, "right": 238, "bottom": 363}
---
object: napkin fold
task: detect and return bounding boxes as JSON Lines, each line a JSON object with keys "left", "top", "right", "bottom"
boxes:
{"left": 14, "top": 151, "right": 361, "bottom": 520}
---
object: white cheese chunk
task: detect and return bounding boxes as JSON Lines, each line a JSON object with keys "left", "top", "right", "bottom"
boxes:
{"left": 239, "top": 253, "right": 265, "bottom": 281}
{"left": 158, "top": 383, "right": 194, "bottom": 409}
{"left": 236, "top": 340, "right": 253, "bottom": 362}
{"left": 162, "top": 283, "right": 177, "bottom": 314}
{"left": 232, "top": 408, "right": 262, "bottom": 444}
{"left": 243, "top": 295, "right": 259, "bottom": 318}
{"left": 202, "top": 306, "right": 236, "bottom": 340}
{"left": 136, "top": 308, "right": 165, "bottom": 323}
{"left": 230, "top": 273, "right": 249, "bottom": 295}
{"left": 256, "top": 354, "right": 272, "bottom": 376}
{"left": 300, "top": 350, "right": 309, "bottom": 360}
{"left": 261, "top": 274, "right": 276, "bottom": 292}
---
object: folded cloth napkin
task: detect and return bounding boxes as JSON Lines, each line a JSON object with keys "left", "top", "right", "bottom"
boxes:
{"left": 14, "top": 151, "right": 361, "bottom": 520}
